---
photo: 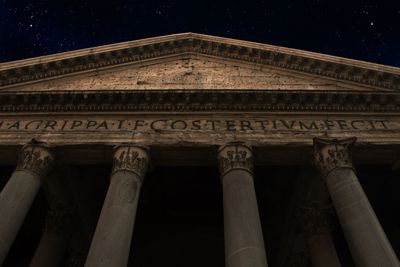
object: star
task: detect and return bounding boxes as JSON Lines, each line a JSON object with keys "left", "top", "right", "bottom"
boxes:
{"left": 0, "top": 1, "right": 398, "bottom": 66}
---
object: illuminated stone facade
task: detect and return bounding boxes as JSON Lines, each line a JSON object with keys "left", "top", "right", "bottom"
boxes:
{"left": 0, "top": 33, "right": 399, "bottom": 267}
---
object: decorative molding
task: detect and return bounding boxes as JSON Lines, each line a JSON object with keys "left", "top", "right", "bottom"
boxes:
{"left": 16, "top": 142, "right": 54, "bottom": 177}
{"left": 1, "top": 34, "right": 399, "bottom": 90}
{"left": 112, "top": 145, "right": 149, "bottom": 180}
{"left": 300, "top": 203, "right": 334, "bottom": 238}
{"left": 218, "top": 142, "right": 253, "bottom": 176}
{"left": 0, "top": 90, "right": 398, "bottom": 113}
{"left": 313, "top": 137, "right": 356, "bottom": 178}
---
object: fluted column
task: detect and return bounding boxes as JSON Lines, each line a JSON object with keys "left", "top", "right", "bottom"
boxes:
{"left": 313, "top": 137, "right": 399, "bottom": 267}
{"left": 218, "top": 142, "right": 268, "bottom": 267}
{"left": 85, "top": 145, "right": 149, "bottom": 267}
{"left": 0, "top": 143, "right": 54, "bottom": 265}
{"left": 29, "top": 206, "right": 74, "bottom": 267}
{"left": 300, "top": 203, "right": 341, "bottom": 267}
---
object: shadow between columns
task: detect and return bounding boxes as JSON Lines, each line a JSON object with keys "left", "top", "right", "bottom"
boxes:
{"left": 129, "top": 165, "right": 224, "bottom": 267}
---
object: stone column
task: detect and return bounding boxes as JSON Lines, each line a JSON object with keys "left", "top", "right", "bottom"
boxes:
{"left": 218, "top": 142, "right": 268, "bottom": 267}
{"left": 30, "top": 208, "right": 73, "bottom": 267}
{"left": 85, "top": 145, "right": 149, "bottom": 267}
{"left": 30, "top": 169, "right": 76, "bottom": 267}
{"left": 300, "top": 203, "right": 341, "bottom": 267}
{"left": 0, "top": 143, "right": 54, "bottom": 265}
{"left": 313, "top": 137, "right": 400, "bottom": 267}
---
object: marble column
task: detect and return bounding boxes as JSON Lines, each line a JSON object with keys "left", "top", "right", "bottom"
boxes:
{"left": 30, "top": 169, "right": 76, "bottom": 267}
{"left": 0, "top": 143, "right": 54, "bottom": 265}
{"left": 313, "top": 137, "right": 400, "bottom": 267}
{"left": 300, "top": 203, "right": 341, "bottom": 267}
{"left": 85, "top": 145, "right": 149, "bottom": 267}
{"left": 218, "top": 142, "right": 268, "bottom": 267}
{"left": 29, "top": 207, "right": 74, "bottom": 267}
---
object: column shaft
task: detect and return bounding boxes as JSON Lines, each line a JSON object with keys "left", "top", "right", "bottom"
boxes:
{"left": 219, "top": 142, "right": 268, "bottom": 267}
{"left": 300, "top": 173, "right": 341, "bottom": 267}
{"left": 328, "top": 168, "right": 399, "bottom": 266}
{"left": 30, "top": 207, "right": 73, "bottom": 267}
{"left": 314, "top": 138, "right": 399, "bottom": 267}
{"left": 0, "top": 171, "right": 41, "bottom": 263}
{"left": 29, "top": 232, "right": 67, "bottom": 267}
{"left": 308, "top": 233, "right": 340, "bottom": 267}
{"left": 222, "top": 170, "right": 267, "bottom": 267}
{"left": 0, "top": 144, "right": 53, "bottom": 265}
{"left": 85, "top": 145, "right": 148, "bottom": 267}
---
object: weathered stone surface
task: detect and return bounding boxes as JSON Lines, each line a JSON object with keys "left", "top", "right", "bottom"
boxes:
{"left": 8, "top": 55, "right": 357, "bottom": 91}
{"left": 314, "top": 138, "right": 400, "bottom": 267}
{"left": 1, "top": 33, "right": 398, "bottom": 91}
{"left": 85, "top": 145, "right": 149, "bottom": 267}
{"left": 0, "top": 114, "right": 397, "bottom": 147}
{"left": 218, "top": 143, "right": 268, "bottom": 267}
{"left": 0, "top": 33, "right": 398, "bottom": 267}
{"left": 0, "top": 144, "right": 54, "bottom": 265}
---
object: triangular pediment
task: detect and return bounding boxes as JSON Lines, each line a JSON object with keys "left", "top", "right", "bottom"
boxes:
{"left": 5, "top": 54, "right": 364, "bottom": 91}
{"left": 0, "top": 33, "right": 399, "bottom": 92}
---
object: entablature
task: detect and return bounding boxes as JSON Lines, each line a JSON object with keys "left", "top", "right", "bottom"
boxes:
{"left": 0, "top": 89, "right": 399, "bottom": 113}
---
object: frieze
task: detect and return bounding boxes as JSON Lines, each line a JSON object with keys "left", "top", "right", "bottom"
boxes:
{"left": 0, "top": 34, "right": 399, "bottom": 90}
{"left": 0, "top": 118, "right": 392, "bottom": 132}
{"left": 0, "top": 90, "right": 398, "bottom": 113}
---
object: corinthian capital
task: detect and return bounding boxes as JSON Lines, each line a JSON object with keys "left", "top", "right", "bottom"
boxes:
{"left": 112, "top": 145, "right": 149, "bottom": 180}
{"left": 218, "top": 142, "right": 253, "bottom": 176}
{"left": 16, "top": 142, "right": 54, "bottom": 177}
{"left": 313, "top": 137, "right": 356, "bottom": 178}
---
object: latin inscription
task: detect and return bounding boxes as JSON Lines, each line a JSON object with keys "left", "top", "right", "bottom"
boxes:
{"left": 0, "top": 119, "right": 392, "bottom": 132}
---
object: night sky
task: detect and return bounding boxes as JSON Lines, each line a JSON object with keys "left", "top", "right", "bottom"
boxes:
{"left": 1, "top": 0, "right": 400, "bottom": 66}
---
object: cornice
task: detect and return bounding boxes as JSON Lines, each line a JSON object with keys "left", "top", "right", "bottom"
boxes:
{"left": 0, "top": 33, "right": 399, "bottom": 91}
{"left": 0, "top": 90, "right": 398, "bottom": 113}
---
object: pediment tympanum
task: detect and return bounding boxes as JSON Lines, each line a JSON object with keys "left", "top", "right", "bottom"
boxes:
{"left": 0, "top": 33, "right": 399, "bottom": 92}
{"left": 7, "top": 55, "right": 354, "bottom": 91}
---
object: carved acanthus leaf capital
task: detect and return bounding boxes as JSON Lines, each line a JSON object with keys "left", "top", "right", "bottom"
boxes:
{"left": 313, "top": 137, "right": 356, "bottom": 178}
{"left": 218, "top": 142, "right": 253, "bottom": 176}
{"left": 112, "top": 145, "right": 149, "bottom": 180}
{"left": 16, "top": 142, "right": 54, "bottom": 177}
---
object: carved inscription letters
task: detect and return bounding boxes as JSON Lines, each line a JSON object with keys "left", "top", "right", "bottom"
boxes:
{"left": 0, "top": 118, "right": 392, "bottom": 132}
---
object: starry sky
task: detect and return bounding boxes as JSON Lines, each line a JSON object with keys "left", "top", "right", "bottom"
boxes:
{"left": 1, "top": 0, "right": 400, "bottom": 66}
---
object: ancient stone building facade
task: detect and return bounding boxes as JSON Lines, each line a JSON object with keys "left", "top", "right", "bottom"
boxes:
{"left": 0, "top": 33, "right": 399, "bottom": 266}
